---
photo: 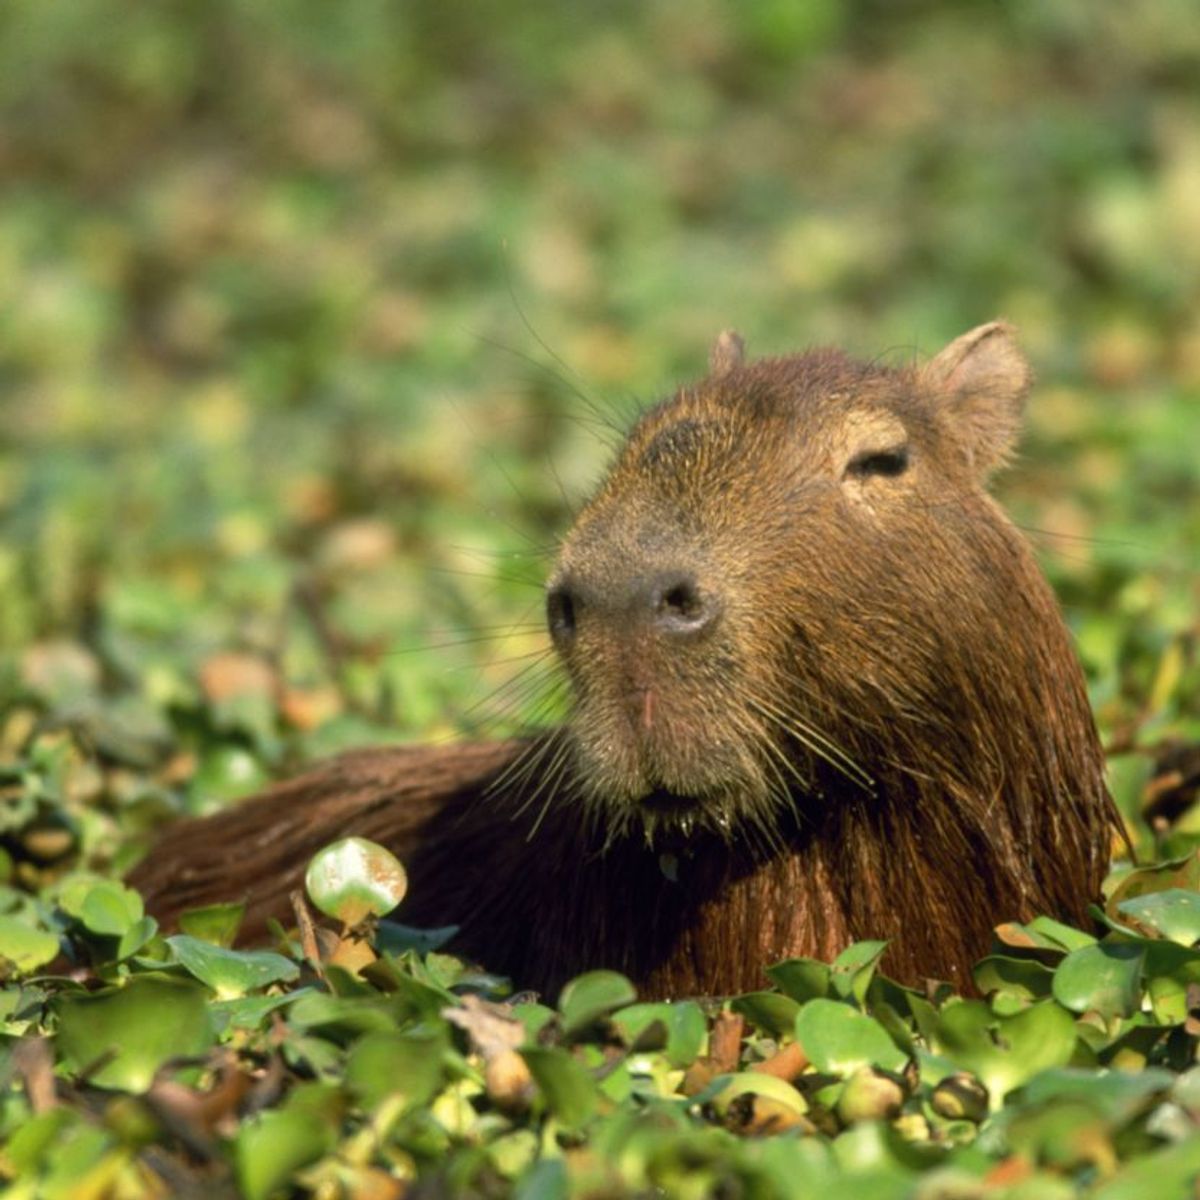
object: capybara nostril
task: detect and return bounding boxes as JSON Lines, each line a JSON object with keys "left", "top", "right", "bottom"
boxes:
{"left": 546, "top": 578, "right": 579, "bottom": 650}
{"left": 648, "top": 572, "right": 719, "bottom": 639}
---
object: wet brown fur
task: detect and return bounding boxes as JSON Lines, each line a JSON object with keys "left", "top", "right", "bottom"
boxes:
{"left": 131, "top": 324, "right": 1119, "bottom": 998}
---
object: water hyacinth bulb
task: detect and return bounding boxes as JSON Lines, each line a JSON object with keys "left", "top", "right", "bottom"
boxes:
{"left": 305, "top": 837, "right": 408, "bottom": 926}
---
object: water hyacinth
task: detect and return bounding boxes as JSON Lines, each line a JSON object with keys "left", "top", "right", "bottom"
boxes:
{"left": 0, "top": 2, "right": 1197, "bottom": 1195}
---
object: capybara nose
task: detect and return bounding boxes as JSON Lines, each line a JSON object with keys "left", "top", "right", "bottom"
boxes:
{"left": 642, "top": 571, "right": 720, "bottom": 640}
{"left": 547, "top": 569, "right": 720, "bottom": 649}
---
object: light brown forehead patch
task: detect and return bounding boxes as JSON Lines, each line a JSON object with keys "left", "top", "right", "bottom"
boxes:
{"left": 815, "top": 406, "right": 909, "bottom": 473}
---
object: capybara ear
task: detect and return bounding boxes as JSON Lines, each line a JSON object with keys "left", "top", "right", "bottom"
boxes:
{"left": 709, "top": 329, "right": 745, "bottom": 377}
{"left": 922, "top": 321, "right": 1033, "bottom": 476}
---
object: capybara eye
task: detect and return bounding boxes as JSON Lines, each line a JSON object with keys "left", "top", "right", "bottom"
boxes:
{"left": 846, "top": 446, "right": 910, "bottom": 479}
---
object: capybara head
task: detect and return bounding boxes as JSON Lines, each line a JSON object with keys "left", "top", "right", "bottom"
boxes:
{"left": 546, "top": 323, "right": 1094, "bottom": 854}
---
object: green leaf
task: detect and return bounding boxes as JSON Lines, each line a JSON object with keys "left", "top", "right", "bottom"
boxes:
{"left": 730, "top": 991, "right": 803, "bottom": 1037}
{"left": 190, "top": 745, "right": 270, "bottom": 811}
{"left": 766, "top": 957, "right": 832, "bottom": 1003}
{"left": 1142, "top": 941, "right": 1200, "bottom": 1023}
{"left": 287, "top": 992, "right": 401, "bottom": 1042}
{"left": 1106, "top": 853, "right": 1200, "bottom": 917}
{"left": 558, "top": 969, "right": 637, "bottom": 1036}
{"left": 74, "top": 880, "right": 144, "bottom": 937}
{"left": 167, "top": 934, "right": 299, "bottom": 999}
{"left": 345, "top": 1027, "right": 448, "bottom": 1110}
{"left": 972, "top": 954, "right": 1055, "bottom": 1004}
{"left": 1118, "top": 889, "right": 1200, "bottom": 945}
{"left": 1020, "top": 1067, "right": 1175, "bottom": 1122}
{"left": 81, "top": 888, "right": 141, "bottom": 940}
{"left": 2, "top": 1108, "right": 77, "bottom": 1174}
{"left": 994, "top": 921, "right": 1075, "bottom": 955}
{"left": 1025, "top": 917, "right": 1099, "bottom": 952}
{"left": 177, "top": 901, "right": 246, "bottom": 947}
{"left": 933, "top": 999, "right": 1077, "bottom": 1100}
{"left": 0, "top": 916, "right": 60, "bottom": 976}
{"left": 521, "top": 1046, "right": 601, "bottom": 1129}
{"left": 1092, "top": 1135, "right": 1200, "bottom": 1200}
{"left": 305, "top": 836, "right": 408, "bottom": 925}
{"left": 1052, "top": 942, "right": 1145, "bottom": 1019}
{"left": 423, "top": 951, "right": 467, "bottom": 989}
{"left": 708, "top": 1071, "right": 809, "bottom": 1116}
{"left": 513, "top": 1160, "right": 569, "bottom": 1200}
{"left": 213, "top": 990, "right": 310, "bottom": 1032}
{"left": 610, "top": 1001, "right": 706, "bottom": 1067}
{"left": 830, "top": 940, "right": 890, "bottom": 1003}
{"left": 658, "top": 1001, "right": 708, "bottom": 1069}
{"left": 236, "top": 1102, "right": 337, "bottom": 1200}
{"left": 995, "top": 917, "right": 1095, "bottom": 958}
{"left": 55, "top": 974, "right": 215, "bottom": 1091}
{"left": 12, "top": 1114, "right": 124, "bottom": 1193}
{"left": 829, "top": 1118, "right": 938, "bottom": 1178}
{"left": 116, "top": 915, "right": 159, "bottom": 961}
{"left": 0, "top": 982, "right": 46, "bottom": 1035}
{"left": 867, "top": 998, "right": 919, "bottom": 1059}
{"left": 357, "top": 960, "right": 456, "bottom": 1020}
{"left": 513, "top": 1002, "right": 557, "bottom": 1042}
{"left": 794, "top": 998, "right": 908, "bottom": 1074}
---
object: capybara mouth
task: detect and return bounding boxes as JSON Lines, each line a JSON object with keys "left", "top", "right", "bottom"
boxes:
{"left": 637, "top": 786, "right": 701, "bottom": 813}
{"left": 627, "top": 783, "right": 742, "bottom": 844}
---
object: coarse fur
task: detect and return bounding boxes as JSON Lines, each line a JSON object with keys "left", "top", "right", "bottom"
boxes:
{"left": 132, "top": 323, "right": 1120, "bottom": 997}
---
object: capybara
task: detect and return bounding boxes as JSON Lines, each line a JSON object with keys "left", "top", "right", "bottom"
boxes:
{"left": 132, "top": 322, "right": 1120, "bottom": 997}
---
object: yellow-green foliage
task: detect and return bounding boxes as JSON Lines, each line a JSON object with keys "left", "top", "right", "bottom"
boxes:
{"left": 1, "top": 2, "right": 1198, "bottom": 1196}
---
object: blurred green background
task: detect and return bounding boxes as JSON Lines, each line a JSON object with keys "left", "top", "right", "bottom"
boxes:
{"left": 0, "top": 0, "right": 1197, "bottom": 874}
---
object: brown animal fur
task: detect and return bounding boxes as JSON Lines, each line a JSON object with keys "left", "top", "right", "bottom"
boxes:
{"left": 131, "top": 323, "right": 1120, "bottom": 998}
